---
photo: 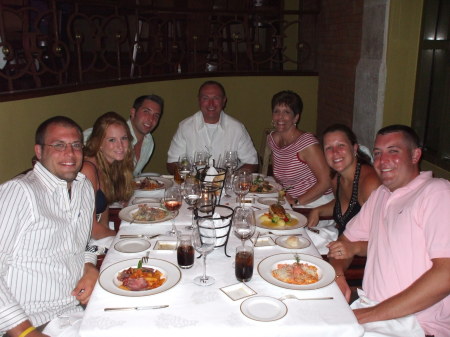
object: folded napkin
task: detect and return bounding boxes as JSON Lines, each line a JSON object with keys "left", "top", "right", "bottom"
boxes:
{"left": 43, "top": 311, "right": 84, "bottom": 337}
{"left": 305, "top": 224, "right": 338, "bottom": 255}
{"left": 201, "top": 213, "right": 231, "bottom": 246}
{"left": 351, "top": 289, "right": 425, "bottom": 337}
{"left": 203, "top": 166, "right": 219, "bottom": 182}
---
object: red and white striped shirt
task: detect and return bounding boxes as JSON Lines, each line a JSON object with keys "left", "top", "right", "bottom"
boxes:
{"left": 268, "top": 131, "right": 331, "bottom": 198}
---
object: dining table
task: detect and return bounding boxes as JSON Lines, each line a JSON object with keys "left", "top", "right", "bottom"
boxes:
{"left": 78, "top": 175, "right": 365, "bottom": 337}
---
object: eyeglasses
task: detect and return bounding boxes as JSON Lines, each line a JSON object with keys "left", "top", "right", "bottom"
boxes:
{"left": 42, "top": 142, "right": 84, "bottom": 152}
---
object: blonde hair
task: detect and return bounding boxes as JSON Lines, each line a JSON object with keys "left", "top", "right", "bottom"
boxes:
{"left": 85, "top": 111, "right": 134, "bottom": 203}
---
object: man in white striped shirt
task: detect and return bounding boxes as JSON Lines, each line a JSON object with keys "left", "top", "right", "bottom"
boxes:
{"left": 0, "top": 116, "right": 98, "bottom": 337}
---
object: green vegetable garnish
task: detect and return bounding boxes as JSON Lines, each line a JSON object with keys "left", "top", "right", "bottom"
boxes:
{"left": 294, "top": 253, "right": 300, "bottom": 264}
{"left": 137, "top": 259, "right": 143, "bottom": 269}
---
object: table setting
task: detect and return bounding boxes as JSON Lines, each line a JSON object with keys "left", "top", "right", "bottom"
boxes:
{"left": 78, "top": 173, "right": 364, "bottom": 337}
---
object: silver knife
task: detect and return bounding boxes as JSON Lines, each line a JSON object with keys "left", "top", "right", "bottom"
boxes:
{"left": 119, "top": 234, "right": 160, "bottom": 239}
{"left": 104, "top": 305, "right": 169, "bottom": 311}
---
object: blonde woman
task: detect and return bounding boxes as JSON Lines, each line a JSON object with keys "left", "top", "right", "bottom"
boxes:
{"left": 82, "top": 111, "right": 134, "bottom": 239}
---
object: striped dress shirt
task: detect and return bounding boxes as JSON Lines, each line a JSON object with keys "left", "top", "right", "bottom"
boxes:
{"left": 268, "top": 131, "right": 333, "bottom": 198}
{"left": 0, "top": 162, "right": 95, "bottom": 334}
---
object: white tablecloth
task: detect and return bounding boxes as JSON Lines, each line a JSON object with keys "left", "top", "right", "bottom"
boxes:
{"left": 79, "top": 186, "right": 364, "bottom": 337}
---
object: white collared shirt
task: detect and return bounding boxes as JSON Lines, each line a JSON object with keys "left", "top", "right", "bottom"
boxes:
{"left": 167, "top": 111, "right": 258, "bottom": 166}
{"left": 0, "top": 162, "right": 95, "bottom": 333}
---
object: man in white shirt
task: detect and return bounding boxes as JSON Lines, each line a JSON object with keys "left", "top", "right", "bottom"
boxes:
{"left": 84, "top": 94, "right": 163, "bottom": 176}
{"left": 166, "top": 81, "right": 258, "bottom": 174}
{"left": 0, "top": 116, "right": 98, "bottom": 337}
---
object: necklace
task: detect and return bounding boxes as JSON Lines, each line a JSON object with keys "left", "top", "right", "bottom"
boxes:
{"left": 280, "top": 130, "right": 299, "bottom": 147}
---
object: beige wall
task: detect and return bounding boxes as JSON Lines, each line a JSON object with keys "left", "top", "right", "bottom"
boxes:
{"left": 0, "top": 76, "right": 318, "bottom": 183}
{"left": 384, "top": 0, "right": 449, "bottom": 179}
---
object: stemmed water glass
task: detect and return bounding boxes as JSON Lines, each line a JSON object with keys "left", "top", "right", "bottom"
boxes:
{"left": 192, "top": 219, "right": 216, "bottom": 286}
{"left": 232, "top": 206, "right": 256, "bottom": 248}
{"left": 232, "top": 171, "right": 252, "bottom": 206}
{"left": 163, "top": 186, "right": 183, "bottom": 236}
{"left": 178, "top": 154, "right": 193, "bottom": 179}
{"left": 194, "top": 151, "right": 209, "bottom": 169}
{"left": 223, "top": 150, "right": 238, "bottom": 171}
{"left": 181, "top": 179, "right": 201, "bottom": 230}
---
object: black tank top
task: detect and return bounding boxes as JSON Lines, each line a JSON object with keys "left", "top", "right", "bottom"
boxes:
{"left": 333, "top": 162, "right": 362, "bottom": 235}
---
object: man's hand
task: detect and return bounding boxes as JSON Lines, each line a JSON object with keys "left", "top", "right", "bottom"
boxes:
{"left": 71, "top": 263, "right": 99, "bottom": 305}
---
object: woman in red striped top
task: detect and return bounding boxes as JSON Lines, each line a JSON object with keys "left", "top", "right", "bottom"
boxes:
{"left": 267, "top": 90, "right": 332, "bottom": 206}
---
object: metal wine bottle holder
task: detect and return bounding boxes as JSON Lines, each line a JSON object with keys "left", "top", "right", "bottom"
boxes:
{"left": 195, "top": 205, "right": 234, "bottom": 257}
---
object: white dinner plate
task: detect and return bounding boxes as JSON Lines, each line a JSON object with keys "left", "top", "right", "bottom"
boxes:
{"left": 255, "top": 209, "right": 307, "bottom": 230}
{"left": 99, "top": 258, "right": 181, "bottom": 297}
{"left": 257, "top": 197, "right": 285, "bottom": 206}
{"left": 258, "top": 253, "right": 336, "bottom": 290}
{"left": 240, "top": 296, "right": 287, "bottom": 321}
{"left": 275, "top": 235, "right": 311, "bottom": 249}
{"left": 114, "top": 239, "right": 151, "bottom": 253}
{"left": 118, "top": 204, "right": 174, "bottom": 224}
{"left": 139, "top": 172, "right": 161, "bottom": 177}
{"left": 133, "top": 177, "right": 173, "bottom": 197}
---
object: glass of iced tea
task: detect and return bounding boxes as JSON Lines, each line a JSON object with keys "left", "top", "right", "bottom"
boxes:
{"left": 176, "top": 233, "right": 195, "bottom": 269}
{"left": 235, "top": 245, "right": 254, "bottom": 282}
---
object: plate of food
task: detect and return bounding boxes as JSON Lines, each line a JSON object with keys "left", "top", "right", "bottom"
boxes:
{"left": 133, "top": 177, "right": 173, "bottom": 197}
{"left": 258, "top": 253, "right": 335, "bottom": 290}
{"left": 99, "top": 258, "right": 181, "bottom": 296}
{"left": 119, "top": 203, "right": 174, "bottom": 224}
{"left": 275, "top": 235, "right": 311, "bottom": 249}
{"left": 249, "top": 175, "right": 277, "bottom": 194}
{"left": 255, "top": 204, "right": 306, "bottom": 230}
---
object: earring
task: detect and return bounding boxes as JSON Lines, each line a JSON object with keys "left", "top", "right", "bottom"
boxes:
{"left": 271, "top": 120, "right": 275, "bottom": 127}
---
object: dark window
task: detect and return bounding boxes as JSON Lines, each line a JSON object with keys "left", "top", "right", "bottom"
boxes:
{"left": 413, "top": 0, "right": 450, "bottom": 171}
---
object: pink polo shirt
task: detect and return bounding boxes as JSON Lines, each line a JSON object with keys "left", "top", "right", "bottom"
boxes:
{"left": 344, "top": 171, "right": 450, "bottom": 336}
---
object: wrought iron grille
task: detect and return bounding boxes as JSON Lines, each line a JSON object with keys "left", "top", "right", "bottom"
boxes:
{"left": 0, "top": 0, "right": 319, "bottom": 95}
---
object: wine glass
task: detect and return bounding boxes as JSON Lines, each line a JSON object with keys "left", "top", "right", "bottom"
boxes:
{"left": 232, "top": 206, "right": 256, "bottom": 248}
{"left": 232, "top": 171, "right": 251, "bottom": 206}
{"left": 223, "top": 168, "right": 234, "bottom": 198}
{"left": 192, "top": 219, "right": 216, "bottom": 286}
{"left": 163, "top": 186, "right": 183, "bottom": 236}
{"left": 194, "top": 151, "right": 209, "bottom": 169}
{"left": 178, "top": 154, "right": 193, "bottom": 179}
{"left": 223, "top": 150, "right": 238, "bottom": 171}
{"left": 181, "top": 180, "right": 201, "bottom": 230}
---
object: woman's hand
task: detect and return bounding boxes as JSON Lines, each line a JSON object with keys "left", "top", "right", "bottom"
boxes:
{"left": 306, "top": 208, "right": 320, "bottom": 228}
{"left": 327, "top": 240, "right": 354, "bottom": 259}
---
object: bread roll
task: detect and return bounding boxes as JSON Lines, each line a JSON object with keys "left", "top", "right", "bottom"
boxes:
{"left": 286, "top": 235, "right": 300, "bottom": 248}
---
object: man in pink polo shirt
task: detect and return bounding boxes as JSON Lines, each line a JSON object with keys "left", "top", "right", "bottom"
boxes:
{"left": 327, "top": 125, "right": 450, "bottom": 337}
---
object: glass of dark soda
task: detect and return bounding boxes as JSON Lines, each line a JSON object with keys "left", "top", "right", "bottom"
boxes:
{"left": 235, "top": 245, "right": 254, "bottom": 282}
{"left": 177, "top": 234, "right": 195, "bottom": 269}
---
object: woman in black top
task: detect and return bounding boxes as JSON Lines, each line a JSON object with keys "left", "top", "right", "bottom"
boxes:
{"left": 82, "top": 112, "right": 134, "bottom": 239}
{"left": 307, "top": 124, "right": 380, "bottom": 241}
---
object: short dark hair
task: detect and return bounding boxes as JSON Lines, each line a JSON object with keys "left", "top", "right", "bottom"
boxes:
{"left": 132, "top": 95, "right": 164, "bottom": 112}
{"left": 35, "top": 116, "right": 83, "bottom": 145}
{"left": 322, "top": 123, "right": 372, "bottom": 166}
{"left": 376, "top": 124, "right": 421, "bottom": 149}
{"left": 271, "top": 90, "right": 303, "bottom": 116}
{"left": 198, "top": 80, "right": 226, "bottom": 97}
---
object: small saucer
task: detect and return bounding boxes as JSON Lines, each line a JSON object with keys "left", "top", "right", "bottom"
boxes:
{"left": 251, "top": 236, "right": 275, "bottom": 247}
{"left": 153, "top": 240, "right": 176, "bottom": 251}
{"left": 220, "top": 282, "right": 256, "bottom": 301}
{"left": 240, "top": 296, "right": 287, "bottom": 321}
{"left": 275, "top": 235, "right": 311, "bottom": 249}
{"left": 257, "top": 197, "right": 285, "bottom": 206}
{"left": 114, "top": 239, "right": 151, "bottom": 253}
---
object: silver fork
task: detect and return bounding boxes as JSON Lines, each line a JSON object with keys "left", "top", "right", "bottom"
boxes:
{"left": 279, "top": 294, "right": 333, "bottom": 301}
{"left": 141, "top": 251, "right": 150, "bottom": 263}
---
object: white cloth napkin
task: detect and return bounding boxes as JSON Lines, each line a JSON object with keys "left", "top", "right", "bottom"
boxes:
{"left": 201, "top": 213, "right": 231, "bottom": 246}
{"left": 43, "top": 311, "right": 84, "bottom": 337}
{"left": 351, "top": 289, "right": 425, "bottom": 337}
{"left": 204, "top": 166, "right": 219, "bottom": 182}
{"left": 301, "top": 194, "right": 338, "bottom": 254}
